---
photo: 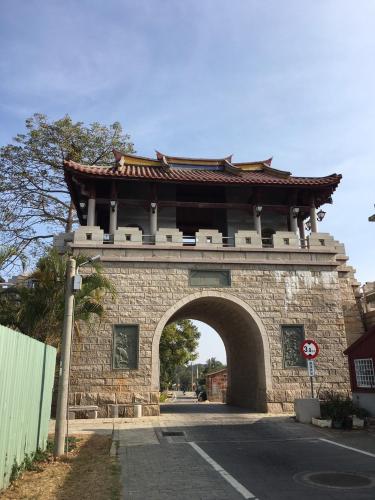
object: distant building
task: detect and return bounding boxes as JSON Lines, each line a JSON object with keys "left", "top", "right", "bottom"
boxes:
{"left": 344, "top": 325, "right": 375, "bottom": 416}
{"left": 362, "top": 282, "right": 375, "bottom": 330}
{"left": 206, "top": 368, "right": 227, "bottom": 402}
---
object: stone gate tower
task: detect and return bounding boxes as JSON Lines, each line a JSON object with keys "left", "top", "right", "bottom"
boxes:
{"left": 55, "top": 151, "right": 364, "bottom": 416}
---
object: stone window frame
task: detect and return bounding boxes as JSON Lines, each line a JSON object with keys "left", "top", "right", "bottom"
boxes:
{"left": 281, "top": 324, "right": 307, "bottom": 369}
{"left": 112, "top": 324, "right": 140, "bottom": 370}
{"left": 188, "top": 269, "right": 231, "bottom": 288}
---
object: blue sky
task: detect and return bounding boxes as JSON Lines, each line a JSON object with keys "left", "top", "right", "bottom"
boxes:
{"left": 1, "top": 1, "right": 374, "bottom": 362}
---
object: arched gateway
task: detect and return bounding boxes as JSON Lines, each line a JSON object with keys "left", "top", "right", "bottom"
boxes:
{"left": 152, "top": 291, "right": 272, "bottom": 411}
{"left": 55, "top": 150, "right": 364, "bottom": 417}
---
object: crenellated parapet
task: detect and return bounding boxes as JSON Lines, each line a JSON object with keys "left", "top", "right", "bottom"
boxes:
{"left": 55, "top": 226, "right": 352, "bottom": 253}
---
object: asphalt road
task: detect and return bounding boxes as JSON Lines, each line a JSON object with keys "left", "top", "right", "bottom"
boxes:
{"left": 118, "top": 394, "right": 375, "bottom": 500}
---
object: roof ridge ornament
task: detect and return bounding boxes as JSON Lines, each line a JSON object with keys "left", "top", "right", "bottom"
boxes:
{"left": 161, "top": 155, "right": 170, "bottom": 170}
{"left": 264, "top": 157, "right": 273, "bottom": 166}
{"left": 223, "top": 159, "right": 243, "bottom": 176}
{"left": 156, "top": 150, "right": 234, "bottom": 166}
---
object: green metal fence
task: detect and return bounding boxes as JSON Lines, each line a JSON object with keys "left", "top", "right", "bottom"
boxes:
{"left": 0, "top": 325, "right": 56, "bottom": 490}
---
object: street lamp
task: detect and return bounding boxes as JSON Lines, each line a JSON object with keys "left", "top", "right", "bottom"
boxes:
{"left": 255, "top": 205, "right": 262, "bottom": 217}
{"left": 305, "top": 220, "right": 312, "bottom": 231}
{"left": 291, "top": 207, "right": 300, "bottom": 218}
{"left": 54, "top": 255, "right": 100, "bottom": 457}
{"left": 316, "top": 209, "right": 326, "bottom": 222}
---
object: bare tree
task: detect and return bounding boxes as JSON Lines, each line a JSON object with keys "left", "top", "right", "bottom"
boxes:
{"left": 0, "top": 114, "right": 134, "bottom": 273}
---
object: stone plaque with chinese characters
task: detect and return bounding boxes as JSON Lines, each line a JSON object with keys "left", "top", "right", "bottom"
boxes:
{"left": 113, "top": 325, "right": 139, "bottom": 369}
{"left": 282, "top": 325, "right": 306, "bottom": 368}
{"left": 189, "top": 270, "right": 231, "bottom": 287}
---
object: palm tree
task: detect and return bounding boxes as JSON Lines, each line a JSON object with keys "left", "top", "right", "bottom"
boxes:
{"left": 0, "top": 246, "right": 16, "bottom": 272}
{"left": 3, "top": 248, "right": 115, "bottom": 347}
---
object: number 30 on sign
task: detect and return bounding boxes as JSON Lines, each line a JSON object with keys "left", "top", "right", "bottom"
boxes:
{"left": 301, "top": 339, "right": 319, "bottom": 359}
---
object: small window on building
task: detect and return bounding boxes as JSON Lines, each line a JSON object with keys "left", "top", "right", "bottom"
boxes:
{"left": 125, "top": 234, "right": 131, "bottom": 241}
{"left": 354, "top": 358, "right": 375, "bottom": 388}
{"left": 283, "top": 238, "right": 290, "bottom": 245}
{"left": 86, "top": 233, "right": 92, "bottom": 240}
{"left": 166, "top": 235, "right": 173, "bottom": 242}
{"left": 281, "top": 325, "right": 306, "bottom": 368}
{"left": 245, "top": 237, "right": 251, "bottom": 244}
{"left": 319, "top": 239, "right": 325, "bottom": 246}
{"left": 206, "top": 236, "right": 213, "bottom": 244}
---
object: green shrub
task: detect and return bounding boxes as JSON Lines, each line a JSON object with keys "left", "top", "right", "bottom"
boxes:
{"left": 319, "top": 390, "right": 355, "bottom": 420}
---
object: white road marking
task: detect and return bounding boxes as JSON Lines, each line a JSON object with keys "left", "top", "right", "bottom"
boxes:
{"left": 189, "top": 441, "right": 258, "bottom": 499}
{"left": 319, "top": 438, "right": 375, "bottom": 458}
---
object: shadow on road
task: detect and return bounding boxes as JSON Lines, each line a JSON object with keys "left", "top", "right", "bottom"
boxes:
{"left": 160, "top": 402, "right": 254, "bottom": 414}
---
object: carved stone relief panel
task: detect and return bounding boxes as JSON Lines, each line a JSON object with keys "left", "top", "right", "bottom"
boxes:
{"left": 113, "top": 324, "right": 139, "bottom": 369}
{"left": 281, "top": 325, "right": 306, "bottom": 368}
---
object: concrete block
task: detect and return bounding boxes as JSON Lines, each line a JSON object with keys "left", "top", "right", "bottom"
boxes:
{"left": 234, "top": 230, "right": 262, "bottom": 248}
{"left": 134, "top": 404, "right": 142, "bottom": 418}
{"left": 114, "top": 226, "right": 142, "bottom": 245}
{"left": 73, "top": 226, "right": 104, "bottom": 245}
{"left": 308, "top": 232, "right": 336, "bottom": 248}
{"left": 53, "top": 231, "right": 73, "bottom": 251}
{"left": 273, "top": 231, "right": 299, "bottom": 249}
{"left": 195, "top": 229, "right": 223, "bottom": 248}
{"left": 312, "top": 417, "right": 331, "bottom": 428}
{"left": 294, "top": 398, "right": 321, "bottom": 423}
{"left": 155, "top": 228, "right": 183, "bottom": 245}
{"left": 352, "top": 416, "right": 365, "bottom": 429}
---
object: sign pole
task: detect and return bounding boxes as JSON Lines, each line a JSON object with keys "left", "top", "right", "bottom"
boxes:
{"left": 302, "top": 341, "right": 319, "bottom": 399}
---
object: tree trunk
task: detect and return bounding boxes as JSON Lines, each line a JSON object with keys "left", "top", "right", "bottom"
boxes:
{"left": 65, "top": 201, "right": 74, "bottom": 232}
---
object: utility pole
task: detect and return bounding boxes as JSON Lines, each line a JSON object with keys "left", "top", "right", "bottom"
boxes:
{"left": 54, "top": 257, "right": 76, "bottom": 457}
{"left": 54, "top": 254, "right": 100, "bottom": 457}
{"left": 191, "top": 361, "right": 193, "bottom": 392}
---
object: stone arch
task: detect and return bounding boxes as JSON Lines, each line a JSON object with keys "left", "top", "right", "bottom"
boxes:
{"left": 151, "top": 290, "right": 272, "bottom": 411}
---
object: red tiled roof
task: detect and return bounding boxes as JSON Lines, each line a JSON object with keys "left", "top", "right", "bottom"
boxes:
{"left": 64, "top": 160, "right": 341, "bottom": 188}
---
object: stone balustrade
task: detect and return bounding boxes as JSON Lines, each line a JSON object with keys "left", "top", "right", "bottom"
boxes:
{"left": 54, "top": 226, "right": 346, "bottom": 254}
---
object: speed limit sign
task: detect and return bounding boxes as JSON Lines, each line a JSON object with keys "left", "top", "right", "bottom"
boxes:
{"left": 301, "top": 339, "right": 319, "bottom": 359}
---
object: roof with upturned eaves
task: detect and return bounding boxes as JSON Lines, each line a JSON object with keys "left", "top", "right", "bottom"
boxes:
{"left": 63, "top": 150, "right": 342, "bottom": 189}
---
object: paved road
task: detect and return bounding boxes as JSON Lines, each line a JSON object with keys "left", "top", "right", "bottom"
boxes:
{"left": 117, "top": 395, "right": 375, "bottom": 499}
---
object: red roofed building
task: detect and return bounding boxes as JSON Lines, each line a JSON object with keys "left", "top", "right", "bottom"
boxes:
{"left": 206, "top": 368, "right": 228, "bottom": 403}
{"left": 344, "top": 326, "right": 375, "bottom": 416}
{"left": 55, "top": 150, "right": 365, "bottom": 416}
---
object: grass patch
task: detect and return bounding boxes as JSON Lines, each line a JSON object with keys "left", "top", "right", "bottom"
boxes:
{"left": 1, "top": 435, "right": 121, "bottom": 500}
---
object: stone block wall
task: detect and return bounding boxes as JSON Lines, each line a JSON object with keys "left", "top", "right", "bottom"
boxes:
{"left": 69, "top": 246, "right": 355, "bottom": 416}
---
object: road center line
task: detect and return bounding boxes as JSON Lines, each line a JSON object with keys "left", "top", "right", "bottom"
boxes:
{"left": 189, "top": 441, "right": 258, "bottom": 500}
{"left": 319, "top": 438, "right": 375, "bottom": 458}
